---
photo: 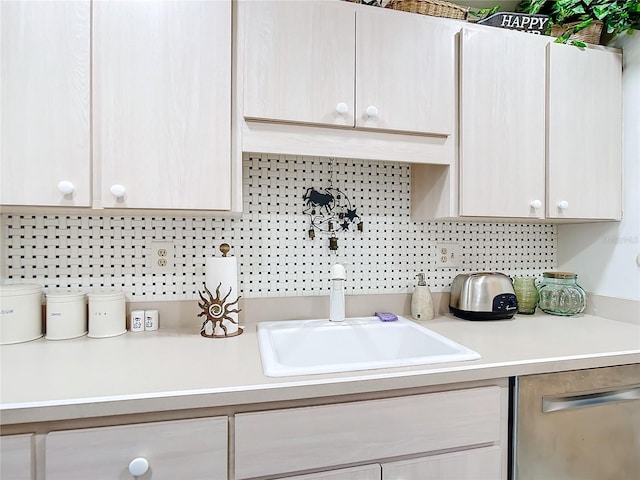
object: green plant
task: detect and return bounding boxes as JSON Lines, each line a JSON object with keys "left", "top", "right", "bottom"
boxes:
{"left": 518, "top": 0, "right": 640, "bottom": 46}
{"left": 467, "top": 4, "right": 502, "bottom": 21}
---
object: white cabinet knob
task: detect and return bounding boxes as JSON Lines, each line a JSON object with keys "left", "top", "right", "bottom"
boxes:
{"left": 57, "top": 181, "right": 75, "bottom": 195}
{"left": 557, "top": 200, "right": 569, "bottom": 210}
{"left": 128, "top": 457, "right": 149, "bottom": 476}
{"left": 336, "top": 102, "right": 349, "bottom": 114}
{"left": 365, "top": 105, "right": 378, "bottom": 118}
{"left": 530, "top": 199, "right": 542, "bottom": 209}
{"left": 110, "top": 184, "right": 126, "bottom": 198}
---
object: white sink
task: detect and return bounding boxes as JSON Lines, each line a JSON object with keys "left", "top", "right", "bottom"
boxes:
{"left": 257, "top": 316, "right": 480, "bottom": 377}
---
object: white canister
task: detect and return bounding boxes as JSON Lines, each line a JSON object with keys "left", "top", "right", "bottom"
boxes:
{"left": 0, "top": 284, "right": 43, "bottom": 345}
{"left": 46, "top": 292, "right": 87, "bottom": 340}
{"left": 87, "top": 292, "right": 126, "bottom": 338}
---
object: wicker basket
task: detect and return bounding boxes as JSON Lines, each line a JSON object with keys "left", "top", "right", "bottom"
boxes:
{"left": 551, "top": 20, "right": 604, "bottom": 44}
{"left": 385, "top": 0, "right": 469, "bottom": 20}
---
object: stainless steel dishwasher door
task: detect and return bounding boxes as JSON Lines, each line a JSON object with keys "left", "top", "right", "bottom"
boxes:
{"left": 514, "top": 364, "right": 640, "bottom": 480}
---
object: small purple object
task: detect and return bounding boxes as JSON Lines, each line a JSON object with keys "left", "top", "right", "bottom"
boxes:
{"left": 375, "top": 312, "right": 398, "bottom": 322}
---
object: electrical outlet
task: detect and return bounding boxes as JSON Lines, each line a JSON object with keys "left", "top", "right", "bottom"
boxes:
{"left": 435, "top": 242, "right": 461, "bottom": 268}
{"left": 149, "top": 241, "right": 174, "bottom": 273}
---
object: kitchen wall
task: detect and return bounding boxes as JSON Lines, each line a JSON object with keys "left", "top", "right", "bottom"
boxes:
{"left": 558, "top": 34, "right": 640, "bottom": 302}
{"left": 1, "top": 154, "right": 556, "bottom": 300}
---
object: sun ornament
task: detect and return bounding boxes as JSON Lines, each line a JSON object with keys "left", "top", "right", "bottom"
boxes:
{"left": 198, "top": 282, "right": 242, "bottom": 338}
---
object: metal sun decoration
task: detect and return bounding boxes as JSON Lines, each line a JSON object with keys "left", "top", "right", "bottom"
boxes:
{"left": 302, "top": 158, "right": 363, "bottom": 251}
{"left": 198, "top": 244, "right": 243, "bottom": 338}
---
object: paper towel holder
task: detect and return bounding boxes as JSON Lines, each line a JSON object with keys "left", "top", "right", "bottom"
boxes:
{"left": 198, "top": 283, "right": 243, "bottom": 338}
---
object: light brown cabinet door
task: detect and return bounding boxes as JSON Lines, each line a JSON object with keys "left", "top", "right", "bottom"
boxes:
{"left": 355, "top": 7, "right": 457, "bottom": 136}
{"left": 93, "top": 0, "right": 231, "bottom": 210}
{"left": 45, "top": 417, "right": 227, "bottom": 480}
{"left": 546, "top": 43, "right": 622, "bottom": 220}
{"left": 242, "top": 2, "right": 456, "bottom": 137}
{"left": 235, "top": 386, "right": 502, "bottom": 479}
{"left": 459, "top": 27, "right": 549, "bottom": 218}
{"left": 242, "top": 0, "right": 356, "bottom": 128}
{"left": 382, "top": 446, "right": 503, "bottom": 479}
{"left": 279, "top": 464, "right": 381, "bottom": 480}
{"left": 0, "top": 434, "right": 33, "bottom": 480}
{"left": 1, "top": 0, "right": 90, "bottom": 207}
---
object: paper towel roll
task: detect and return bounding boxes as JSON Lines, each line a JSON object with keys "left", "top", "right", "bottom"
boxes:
{"left": 204, "top": 256, "right": 240, "bottom": 336}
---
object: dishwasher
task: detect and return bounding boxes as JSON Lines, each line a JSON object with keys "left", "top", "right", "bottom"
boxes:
{"left": 513, "top": 364, "right": 640, "bottom": 479}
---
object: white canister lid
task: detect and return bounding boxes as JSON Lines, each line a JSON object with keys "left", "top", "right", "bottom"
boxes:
{"left": 46, "top": 292, "right": 86, "bottom": 302}
{"left": 87, "top": 292, "right": 125, "bottom": 302}
{"left": 0, "top": 284, "right": 43, "bottom": 297}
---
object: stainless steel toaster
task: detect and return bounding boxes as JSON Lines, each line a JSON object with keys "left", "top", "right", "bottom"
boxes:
{"left": 449, "top": 272, "right": 518, "bottom": 320}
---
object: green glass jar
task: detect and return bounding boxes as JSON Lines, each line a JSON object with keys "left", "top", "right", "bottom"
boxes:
{"left": 537, "top": 272, "right": 586, "bottom": 316}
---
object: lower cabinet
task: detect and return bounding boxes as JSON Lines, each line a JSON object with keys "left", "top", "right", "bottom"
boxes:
{"left": 235, "top": 385, "right": 507, "bottom": 480}
{"left": 45, "top": 417, "right": 227, "bottom": 480}
{"left": 0, "top": 434, "right": 33, "bottom": 480}
{"left": 276, "top": 446, "right": 501, "bottom": 480}
{"left": 382, "top": 446, "right": 502, "bottom": 479}
{"left": 280, "top": 465, "right": 381, "bottom": 480}
{"left": 4, "top": 382, "right": 507, "bottom": 480}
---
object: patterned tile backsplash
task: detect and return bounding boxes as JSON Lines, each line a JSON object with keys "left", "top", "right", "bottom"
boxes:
{"left": 1, "top": 154, "right": 556, "bottom": 300}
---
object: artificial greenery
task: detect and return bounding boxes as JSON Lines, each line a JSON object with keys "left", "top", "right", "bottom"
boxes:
{"left": 518, "top": 0, "right": 640, "bottom": 46}
{"left": 467, "top": 4, "right": 502, "bottom": 21}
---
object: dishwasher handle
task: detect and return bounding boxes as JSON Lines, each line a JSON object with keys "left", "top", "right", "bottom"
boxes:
{"left": 542, "top": 385, "right": 640, "bottom": 413}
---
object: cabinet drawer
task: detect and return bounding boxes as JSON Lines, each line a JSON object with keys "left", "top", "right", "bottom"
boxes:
{"left": 279, "top": 464, "right": 380, "bottom": 480}
{"left": 382, "top": 445, "right": 502, "bottom": 479}
{"left": 235, "top": 386, "right": 502, "bottom": 479}
{"left": 0, "top": 434, "right": 33, "bottom": 480}
{"left": 46, "top": 417, "right": 227, "bottom": 480}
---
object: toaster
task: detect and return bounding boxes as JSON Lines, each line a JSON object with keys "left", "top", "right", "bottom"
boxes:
{"left": 449, "top": 272, "right": 518, "bottom": 320}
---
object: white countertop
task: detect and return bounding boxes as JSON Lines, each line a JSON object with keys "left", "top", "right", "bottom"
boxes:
{"left": 1, "top": 312, "right": 639, "bottom": 425}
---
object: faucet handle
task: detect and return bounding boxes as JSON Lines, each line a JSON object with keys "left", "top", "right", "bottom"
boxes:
{"left": 331, "top": 264, "right": 346, "bottom": 280}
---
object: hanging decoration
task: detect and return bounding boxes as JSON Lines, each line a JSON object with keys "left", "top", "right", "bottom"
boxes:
{"left": 302, "top": 158, "right": 363, "bottom": 251}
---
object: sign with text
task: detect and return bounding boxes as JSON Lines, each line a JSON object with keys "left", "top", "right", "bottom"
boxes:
{"left": 478, "top": 12, "right": 550, "bottom": 35}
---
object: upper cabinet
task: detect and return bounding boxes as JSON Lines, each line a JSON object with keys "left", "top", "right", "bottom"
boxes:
{"left": 413, "top": 24, "right": 623, "bottom": 223}
{"left": 458, "top": 28, "right": 549, "bottom": 219}
{"left": 242, "top": 0, "right": 356, "bottom": 129}
{"left": 356, "top": 6, "right": 456, "bottom": 135}
{"left": 546, "top": 43, "right": 622, "bottom": 220}
{"left": 238, "top": 0, "right": 458, "bottom": 164}
{"left": 93, "top": 0, "right": 232, "bottom": 210}
{"left": 1, "top": 0, "right": 91, "bottom": 207}
{"left": 242, "top": 0, "right": 456, "bottom": 136}
{"left": 1, "top": 0, "right": 234, "bottom": 212}
{"left": 2, "top": 1, "right": 622, "bottom": 219}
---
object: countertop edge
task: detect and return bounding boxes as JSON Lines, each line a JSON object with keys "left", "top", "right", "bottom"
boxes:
{"left": 2, "top": 350, "right": 638, "bottom": 426}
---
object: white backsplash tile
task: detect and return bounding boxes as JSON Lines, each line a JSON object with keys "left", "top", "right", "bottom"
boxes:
{"left": 1, "top": 154, "right": 556, "bottom": 299}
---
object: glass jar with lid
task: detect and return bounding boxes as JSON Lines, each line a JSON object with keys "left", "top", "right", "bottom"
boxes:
{"left": 537, "top": 272, "right": 586, "bottom": 316}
